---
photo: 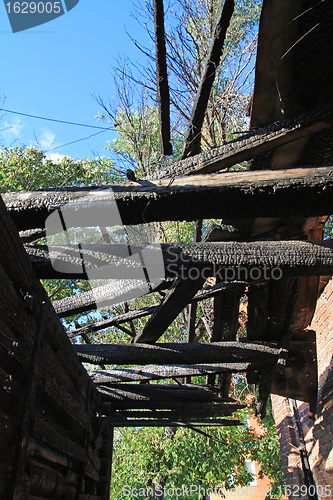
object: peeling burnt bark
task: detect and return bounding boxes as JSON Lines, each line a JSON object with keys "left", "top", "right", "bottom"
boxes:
{"left": 28, "top": 240, "right": 333, "bottom": 281}
{"left": 5, "top": 165, "right": 333, "bottom": 230}
{"left": 52, "top": 280, "right": 170, "bottom": 318}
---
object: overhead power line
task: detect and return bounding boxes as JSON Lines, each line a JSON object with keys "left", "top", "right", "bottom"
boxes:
{"left": 0, "top": 107, "right": 111, "bottom": 131}
{"left": 46, "top": 127, "right": 113, "bottom": 153}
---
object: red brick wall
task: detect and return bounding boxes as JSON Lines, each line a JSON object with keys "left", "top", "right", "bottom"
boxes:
{"left": 272, "top": 278, "right": 333, "bottom": 500}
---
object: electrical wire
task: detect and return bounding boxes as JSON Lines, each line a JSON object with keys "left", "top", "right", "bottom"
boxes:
{"left": 0, "top": 107, "right": 111, "bottom": 131}
{"left": 45, "top": 126, "right": 113, "bottom": 153}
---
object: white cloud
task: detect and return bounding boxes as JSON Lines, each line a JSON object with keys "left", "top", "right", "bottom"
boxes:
{"left": 46, "top": 152, "right": 65, "bottom": 163}
{"left": 1, "top": 117, "right": 24, "bottom": 143}
{"left": 38, "top": 129, "right": 56, "bottom": 151}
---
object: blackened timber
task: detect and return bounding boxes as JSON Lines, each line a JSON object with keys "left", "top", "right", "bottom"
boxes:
{"left": 208, "top": 285, "right": 245, "bottom": 390}
{"left": 5, "top": 165, "right": 333, "bottom": 230}
{"left": 75, "top": 341, "right": 286, "bottom": 365}
{"left": 97, "top": 384, "right": 232, "bottom": 403}
{"left": 246, "top": 284, "right": 268, "bottom": 341}
{"left": 112, "top": 419, "right": 241, "bottom": 427}
{"left": 68, "top": 305, "right": 157, "bottom": 337}
{"left": 153, "top": 0, "right": 172, "bottom": 155}
{"left": 98, "top": 383, "right": 236, "bottom": 400}
{"left": 182, "top": 0, "right": 234, "bottom": 158}
{"left": 112, "top": 402, "right": 245, "bottom": 419}
{"left": 29, "top": 240, "right": 333, "bottom": 281}
{"left": 52, "top": 280, "right": 168, "bottom": 318}
{"left": 101, "top": 399, "right": 235, "bottom": 413}
{"left": 91, "top": 362, "right": 270, "bottom": 384}
{"left": 157, "top": 102, "right": 333, "bottom": 177}
{"left": 187, "top": 219, "right": 203, "bottom": 382}
{"left": 64, "top": 276, "right": 243, "bottom": 322}
{"left": 134, "top": 277, "right": 206, "bottom": 344}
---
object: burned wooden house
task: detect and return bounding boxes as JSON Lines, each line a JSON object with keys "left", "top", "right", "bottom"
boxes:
{"left": 1, "top": 0, "right": 333, "bottom": 498}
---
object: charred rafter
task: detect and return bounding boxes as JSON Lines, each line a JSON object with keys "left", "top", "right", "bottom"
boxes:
{"left": 5, "top": 165, "right": 333, "bottom": 230}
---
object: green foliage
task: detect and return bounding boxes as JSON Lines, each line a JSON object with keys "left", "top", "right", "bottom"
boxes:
{"left": 103, "top": 106, "right": 167, "bottom": 176}
{"left": 325, "top": 216, "right": 333, "bottom": 239}
{"left": 0, "top": 145, "right": 119, "bottom": 193}
{"left": 251, "top": 398, "right": 286, "bottom": 497}
{"left": 110, "top": 417, "right": 259, "bottom": 500}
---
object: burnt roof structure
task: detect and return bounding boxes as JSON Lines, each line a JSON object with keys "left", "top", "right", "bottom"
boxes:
{"left": 1, "top": 0, "right": 333, "bottom": 498}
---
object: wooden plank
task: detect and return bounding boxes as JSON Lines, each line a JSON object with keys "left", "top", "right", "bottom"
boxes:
{"left": 246, "top": 284, "right": 268, "bottom": 341}
{"left": 153, "top": 0, "right": 172, "bottom": 155}
{"left": 90, "top": 361, "right": 268, "bottom": 384}
{"left": 75, "top": 341, "right": 286, "bottom": 365}
{"left": 112, "top": 402, "right": 244, "bottom": 419}
{"left": 5, "top": 164, "right": 333, "bottom": 229}
{"left": 0, "top": 196, "right": 96, "bottom": 404}
{"left": 9, "top": 302, "right": 47, "bottom": 500}
{"left": 112, "top": 419, "right": 241, "bottom": 427}
{"left": 157, "top": 102, "right": 333, "bottom": 177}
{"left": 182, "top": 0, "right": 234, "bottom": 158}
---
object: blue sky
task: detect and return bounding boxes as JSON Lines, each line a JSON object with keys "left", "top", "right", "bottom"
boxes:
{"left": 0, "top": 0, "right": 151, "bottom": 160}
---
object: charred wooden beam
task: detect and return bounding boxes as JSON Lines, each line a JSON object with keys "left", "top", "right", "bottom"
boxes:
{"left": 156, "top": 102, "right": 333, "bottom": 177}
{"left": 182, "top": 0, "right": 234, "bottom": 158}
{"left": 59, "top": 280, "right": 241, "bottom": 321}
{"left": 90, "top": 361, "right": 270, "bottom": 384}
{"left": 153, "top": 0, "right": 172, "bottom": 155}
{"left": 111, "top": 419, "right": 241, "bottom": 427}
{"left": 5, "top": 165, "right": 333, "bottom": 230}
{"left": 52, "top": 280, "right": 169, "bottom": 318}
{"left": 101, "top": 398, "right": 235, "bottom": 413}
{"left": 74, "top": 341, "right": 286, "bottom": 365}
{"left": 111, "top": 401, "right": 245, "bottom": 419}
{"left": 29, "top": 239, "right": 333, "bottom": 281}
{"left": 97, "top": 383, "right": 233, "bottom": 403}
{"left": 134, "top": 277, "right": 206, "bottom": 344}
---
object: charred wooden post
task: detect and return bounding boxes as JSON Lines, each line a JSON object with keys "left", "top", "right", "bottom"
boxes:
{"left": 182, "top": 0, "right": 234, "bottom": 158}
{"left": 9, "top": 301, "right": 47, "bottom": 500}
{"left": 207, "top": 285, "right": 245, "bottom": 392}
{"left": 153, "top": 0, "right": 173, "bottom": 155}
{"left": 134, "top": 277, "right": 206, "bottom": 344}
{"left": 246, "top": 284, "right": 268, "bottom": 341}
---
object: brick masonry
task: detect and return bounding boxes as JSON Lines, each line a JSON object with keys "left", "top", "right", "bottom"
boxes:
{"left": 272, "top": 278, "right": 333, "bottom": 500}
